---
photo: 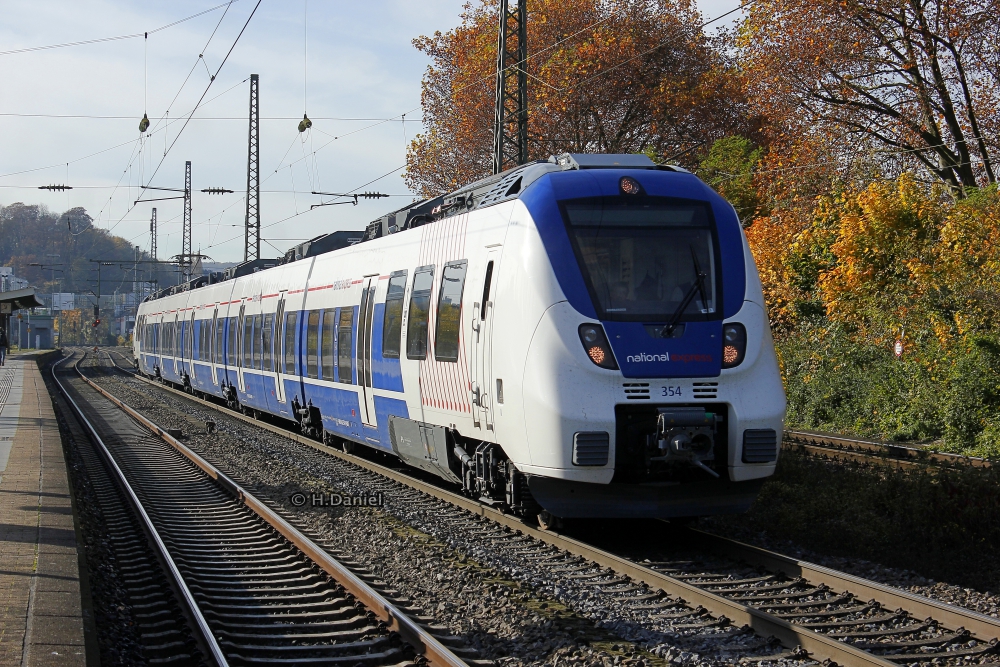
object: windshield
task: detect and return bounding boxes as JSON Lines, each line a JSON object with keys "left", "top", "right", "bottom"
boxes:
{"left": 561, "top": 196, "right": 718, "bottom": 321}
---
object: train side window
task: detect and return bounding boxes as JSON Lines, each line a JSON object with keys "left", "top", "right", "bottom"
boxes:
{"left": 215, "top": 316, "right": 224, "bottom": 365}
{"left": 321, "top": 310, "right": 335, "bottom": 380}
{"left": 382, "top": 271, "right": 407, "bottom": 358}
{"left": 227, "top": 317, "right": 238, "bottom": 366}
{"left": 306, "top": 310, "right": 320, "bottom": 379}
{"left": 262, "top": 313, "right": 273, "bottom": 372}
{"left": 284, "top": 311, "right": 298, "bottom": 374}
{"left": 337, "top": 308, "right": 354, "bottom": 383}
{"left": 406, "top": 266, "right": 434, "bottom": 360}
{"left": 435, "top": 260, "right": 468, "bottom": 362}
{"left": 243, "top": 315, "right": 253, "bottom": 368}
{"left": 253, "top": 314, "right": 263, "bottom": 370}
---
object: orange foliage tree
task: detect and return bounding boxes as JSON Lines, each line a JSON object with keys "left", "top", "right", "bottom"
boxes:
{"left": 739, "top": 0, "right": 999, "bottom": 193}
{"left": 405, "top": 0, "right": 749, "bottom": 196}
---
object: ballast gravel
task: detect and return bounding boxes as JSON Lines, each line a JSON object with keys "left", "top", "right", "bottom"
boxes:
{"left": 85, "top": 360, "right": 806, "bottom": 667}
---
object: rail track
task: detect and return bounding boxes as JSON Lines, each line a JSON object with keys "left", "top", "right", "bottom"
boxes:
{"left": 782, "top": 430, "right": 992, "bottom": 470}
{"left": 99, "top": 348, "right": 1000, "bottom": 666}
{"left": 52, "top": 350, "right": 471, "bottom": 667}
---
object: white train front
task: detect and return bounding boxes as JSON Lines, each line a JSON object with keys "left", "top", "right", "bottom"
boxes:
{"left": 133, "top": 153, "right": 786, "bottom": 522}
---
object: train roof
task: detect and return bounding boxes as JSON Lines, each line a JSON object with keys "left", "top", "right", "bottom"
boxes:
{"left": 143, "top": 153, "right": 686, "bottom": 303}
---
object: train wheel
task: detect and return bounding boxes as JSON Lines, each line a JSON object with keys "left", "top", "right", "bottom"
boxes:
{"left": 342, "top": 440, "right": 358, "bottom": 455}
{"left": 536, "top": 510, "right": 563, "bottom": 532}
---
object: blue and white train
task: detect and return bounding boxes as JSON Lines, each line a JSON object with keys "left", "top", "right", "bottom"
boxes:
{"left": 133, "top": 153, "right": 786, "bottom": 524}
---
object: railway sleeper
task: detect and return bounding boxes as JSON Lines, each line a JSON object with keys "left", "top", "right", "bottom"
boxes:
{"left": 849, "top": 628, "right": 969, "bottom": 651}
{"left": 828, "top": 621, "right": 933, "bottom": 638}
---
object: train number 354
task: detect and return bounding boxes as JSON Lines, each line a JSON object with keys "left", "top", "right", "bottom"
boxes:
{"left": 661, "top": 386, "right": 682, "bottom": 397}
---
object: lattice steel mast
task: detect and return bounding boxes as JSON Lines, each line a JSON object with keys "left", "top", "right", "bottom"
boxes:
{"left": 182, "top": 160, "right": 192, "bottom": 281}
{"left": 245, "top": 74, "right": 261, "bottom": 261}
{"left": 150, "top": 207, "right": 157, "bottom": 260}
{"left": 492, "top": 0, "right": 528, "bottom": 175}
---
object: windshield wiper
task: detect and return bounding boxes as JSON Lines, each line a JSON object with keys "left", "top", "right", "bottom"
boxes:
{"left": 662, "top": 247, "right": 709, "bottom": 338}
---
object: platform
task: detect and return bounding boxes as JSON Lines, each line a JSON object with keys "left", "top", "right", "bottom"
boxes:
{"left": 0, "top": 354, "right": 86, "bottom": 665}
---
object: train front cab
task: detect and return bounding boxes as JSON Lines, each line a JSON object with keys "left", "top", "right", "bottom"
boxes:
{"left": 506, "top": 166, "right": 786, "bottom": 519}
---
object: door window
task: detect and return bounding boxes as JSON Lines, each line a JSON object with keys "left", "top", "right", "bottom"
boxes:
{"left": 357, "top": 285, "right": 376, "bottom": 386}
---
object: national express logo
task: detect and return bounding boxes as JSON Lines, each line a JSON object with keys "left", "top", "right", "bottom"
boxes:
{"left": 626, "top": 352, "right": 713, "bottom": 363}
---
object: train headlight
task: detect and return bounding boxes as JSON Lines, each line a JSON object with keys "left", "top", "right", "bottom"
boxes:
{"left": 722, "top": 323, "right": 747, "bottom": 368}
{"left": 578, "top": 324, "right": 619, "bottom": 370}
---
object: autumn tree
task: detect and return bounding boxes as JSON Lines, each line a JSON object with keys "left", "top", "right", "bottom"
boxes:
{"left": 0, "top": 203, "right": 171, "bottom": 294}
{"left": 405, "top": 0, "right": 750, "bottom": 196}
{"left": 739, "top": 0, "right": 999, "bottom": 194}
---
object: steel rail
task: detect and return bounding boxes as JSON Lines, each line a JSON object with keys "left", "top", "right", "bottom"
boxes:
{"left": 50, "top": 355, "right": 230, "bottom": 667}
{"left": 75, "top": 352, "right": 468, "bottom": 667}
{"left": 104, "top": 363, "right": 923, "bottom": 667}
{"left": 686, "top": 528, "right": 1000, "bottom": 642}
{"left": 784, "top": 429, "right": 992, "bottom": 469}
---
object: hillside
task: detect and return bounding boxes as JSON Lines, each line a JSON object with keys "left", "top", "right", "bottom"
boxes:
{"left": 0, "top": 203, "right": 173, "bottom": 296}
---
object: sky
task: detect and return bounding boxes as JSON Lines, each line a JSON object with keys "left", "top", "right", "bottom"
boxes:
{"left": 0, "top": 0, "right": 741, "bottom": 265}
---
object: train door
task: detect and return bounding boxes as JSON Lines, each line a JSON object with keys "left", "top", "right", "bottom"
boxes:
{"left": 356, "top": 276, "right": 378, "bottom": 427}
{"left": 172, "top": 315, "right": 180, "bottom": 377}
{"left": 471, "top": 249, "right": 500, "bottom": 431}
{"left": 236, "top": 302, "right": 247, "bottom": 392}
{"left": 210, "top": 308, "right": 219, "bottom": 386}
{"left": 188, "top": 312, "right": 197, "bottom": 383}
{"left": 274, "top": 294, "right": 287, "bottom": 404}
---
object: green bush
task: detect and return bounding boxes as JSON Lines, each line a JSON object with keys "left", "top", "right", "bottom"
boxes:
{"left": 779, "top": 322, "right": 1000, "bottom": 455}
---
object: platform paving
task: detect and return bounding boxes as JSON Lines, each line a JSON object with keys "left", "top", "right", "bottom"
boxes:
{"left": 0, "top": 355, "right": 85, "bottom": 666}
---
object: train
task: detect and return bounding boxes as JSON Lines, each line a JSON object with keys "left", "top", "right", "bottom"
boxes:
{"left": 133, "top": 153, "right": 786, "bottom": 527}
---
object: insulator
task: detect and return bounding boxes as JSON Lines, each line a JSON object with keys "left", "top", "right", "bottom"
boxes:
{"left": 139, "top": 113, "right": 150, "bottom": 133}
{"left": 298, "top": 113, "right": 312, "bottom": 133}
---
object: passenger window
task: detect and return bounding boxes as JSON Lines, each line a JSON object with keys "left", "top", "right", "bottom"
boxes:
{"left": 284, "top": 311, "right": 298, "bottom": 374}
{"left": 254, "top": 315, "right": 264, "bottom": 369}
{"left": 227, "top": 317, "right": 238, "bottom": 366}
{"left": 435, "top": 260, "right": 468, "bottom": 362}
{"left": 382, "top": 271, "right": 407, "bottom": 358}
{"left": 243, "top": 316, "right": 253, "bottom": 368}
{"left": 215, "top": 317, "right": 224, "bottom": 364}
{"left": 306, "top": 310, "right": 320, "bottom": 379}
{"left": 187, "top": 315, "right": 195, "bottom": 360}
{"left": 338, "top": 308, "right": 354, "bottom": 383}
{"left": 262, "top": 313, "right": 273, "bottom": 372}
{"left": 321, "top": 310, "right": 335, "bottom": 380}
{"left": 406, "top": 266, "right": 434, "bottom": 360}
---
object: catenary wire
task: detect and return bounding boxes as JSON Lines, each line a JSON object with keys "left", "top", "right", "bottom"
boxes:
{"left": 0, "top": 1, "right": 239, "bottom": 57}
